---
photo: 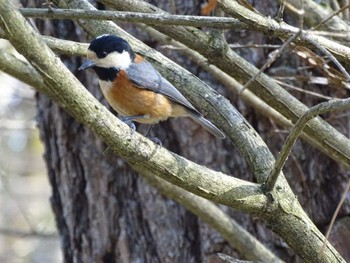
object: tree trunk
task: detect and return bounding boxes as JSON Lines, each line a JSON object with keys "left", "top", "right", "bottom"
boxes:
{"left": 25, "top": 0, "right": 350, "bottom": 262}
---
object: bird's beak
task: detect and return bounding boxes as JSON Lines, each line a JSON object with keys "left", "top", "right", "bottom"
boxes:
{"left": 78, "top": 60, "right": 96, "bottom": 70}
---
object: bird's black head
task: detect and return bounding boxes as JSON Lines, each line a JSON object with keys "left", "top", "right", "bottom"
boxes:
{"left": 88, "top": 34, "right": 135, "bottom": 60}
{"left": 79, "top": 34, "right": 135, "bottom": 75}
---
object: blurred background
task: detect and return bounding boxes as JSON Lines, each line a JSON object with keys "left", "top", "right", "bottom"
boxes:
{"left": 0, "top": 39, "right": 61, "bottom": 263}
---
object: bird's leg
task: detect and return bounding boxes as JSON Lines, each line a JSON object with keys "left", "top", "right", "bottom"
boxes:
{"left": 120, "top": 116, "right": 144, "bottom": 133}
{"left": 144, "top": 124, "right": 162, "bottom": 146}
{"left": 121, "top": 116, "right": 162, "bottom": 146}
{"left": 144, "top": 124, "right": 154, "bottom": 137}
{"left": 148, "top": 136, "right": 162, "bottom": 146}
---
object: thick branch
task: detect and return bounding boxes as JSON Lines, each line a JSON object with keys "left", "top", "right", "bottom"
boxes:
{"left": 0, "top": 48, "right": 44, "bottom": 88}
{"left": 41, "top": 35, "right": 87, "bottom": 56}
{"left": 8, "top": 31, "right": 341, "bottom": 180}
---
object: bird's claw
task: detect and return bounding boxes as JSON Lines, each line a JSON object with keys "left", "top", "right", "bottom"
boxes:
{"left": 147, "top": 136, "right": 162, "bottom": 147}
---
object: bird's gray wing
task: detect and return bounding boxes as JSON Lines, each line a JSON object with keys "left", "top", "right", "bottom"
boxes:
{"left": 126, "top": 60, "right": 199, "bottom": 114}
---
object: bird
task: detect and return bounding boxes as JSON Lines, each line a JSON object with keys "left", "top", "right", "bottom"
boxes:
{"left": 79, "top": 34, "right": 225, "bottom": 139}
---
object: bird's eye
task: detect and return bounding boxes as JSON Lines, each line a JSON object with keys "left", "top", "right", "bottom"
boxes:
{"left": 101, "top": 51, "right": 108, "bottom": 58}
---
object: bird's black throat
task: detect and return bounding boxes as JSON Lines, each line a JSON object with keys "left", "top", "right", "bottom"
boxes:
{"left": 92, "top": 66, "right": 120, "bottom": 82}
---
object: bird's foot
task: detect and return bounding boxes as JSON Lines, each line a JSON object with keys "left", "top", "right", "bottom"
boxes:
{"left": 147, "top": 136, "right": 162, "bottom": 147}
{"left": 121, "top": 117, "right": 136, "bottom": 134}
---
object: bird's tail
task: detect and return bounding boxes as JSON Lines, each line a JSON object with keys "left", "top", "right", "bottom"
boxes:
{"left": 187, "top": 112, "right": 225, "bottom": 139}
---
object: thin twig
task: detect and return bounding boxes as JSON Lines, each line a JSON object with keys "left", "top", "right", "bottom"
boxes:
{"left": 240, "top": 1, "right": 304, "bottom": 94}
{"left": 265, "top": 98, "right": 350, "bottom": 191}
{"left": 320, "top": 178, "right": 350, "bottom": 253}
{"left": 239, "top": 32, "right": 300, "bottom": 94}
{"left": 304, "top": 36, "right": 350, "bottom": 81}
{"left": 19, "top": 8, "right": 247, "bottom": 29}
{"left": 275, "top": 0, "right": 286, "bottom": 22}
{"left": 275, "top": 80, "right": 335, "bottom": 100}
{"left": 229, "top": 44, "right": 281, "bottom": 49}
{"left": 311, "top": 3, "right": 350, "bottom": 31}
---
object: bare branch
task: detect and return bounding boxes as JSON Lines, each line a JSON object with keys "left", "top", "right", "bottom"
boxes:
{"left": 34, "top": 0, "right": 347, "bottom": 262}
{"left": 0, "top": 48, "right": 44, "bottom": 89}
{"left": 266, "top": 98, "right": 350, "bottom": 191}
{"left": 19, "top": 8, "right": 247, "bottom": 29}
{"left": 42, "top": 35, "right": 87, "bottom": 56}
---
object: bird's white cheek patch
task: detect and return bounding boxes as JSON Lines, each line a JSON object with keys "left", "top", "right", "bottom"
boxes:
{"left": 98, "top": 50, "right": 132, "bottom": 69}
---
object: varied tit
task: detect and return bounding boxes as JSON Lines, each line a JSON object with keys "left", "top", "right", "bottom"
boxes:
{"left": 79, "top": 34, "right": 225, "bottom": 139}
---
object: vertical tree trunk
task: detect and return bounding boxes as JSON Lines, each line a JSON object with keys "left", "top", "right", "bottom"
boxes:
{"left": 27, "top": 0, "right": 349, "bottom": 262}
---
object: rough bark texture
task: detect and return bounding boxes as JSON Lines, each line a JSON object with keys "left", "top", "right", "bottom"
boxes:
{"left": 26, "top": 0, "right": 350, "bottom": 262}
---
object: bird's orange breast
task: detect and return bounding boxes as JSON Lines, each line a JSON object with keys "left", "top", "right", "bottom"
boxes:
{"left": 101, "top": 70, "right": 182, "bottom": 124}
